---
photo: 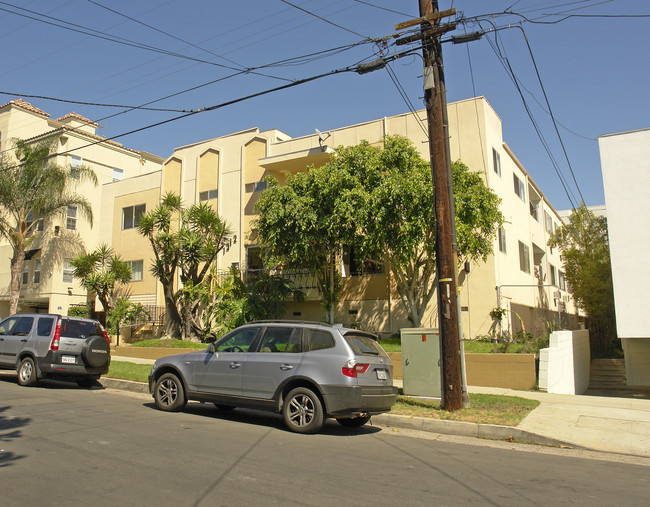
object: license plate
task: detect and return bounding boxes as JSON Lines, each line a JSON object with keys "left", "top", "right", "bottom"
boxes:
{"left": 376, "top": 369, "right": 388, "bottom": 380}
{"left": 61, "top": 355, "right": 76, "bottom": 364}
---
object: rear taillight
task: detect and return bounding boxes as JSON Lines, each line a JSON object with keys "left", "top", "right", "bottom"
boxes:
{"left": 342, "top": 359, "right": 369, "bottom": 378}
{"left": 99, "top": 324, "right": 110, "bottom": 344}
{"left": 50, "top": 320, "right": 61, "bottom": 351}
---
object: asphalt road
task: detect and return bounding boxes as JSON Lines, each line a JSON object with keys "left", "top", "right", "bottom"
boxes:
{"left": 1, "top": 374, "right": 648, "bottom": 506}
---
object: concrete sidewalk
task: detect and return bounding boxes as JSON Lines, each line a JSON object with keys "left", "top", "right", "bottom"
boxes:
{"left": 110, "top": 354, "right": 650, "bottom": 457}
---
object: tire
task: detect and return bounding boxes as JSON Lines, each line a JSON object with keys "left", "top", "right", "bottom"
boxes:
{"left": 154, "top": 373, "right": 186, "bottom": 412}
{"left": 213, "top": 404, "right": 236, "bottom": 411}
{"left": 17, "top": 357, "right": 38, "bottom": 387}
{"left": 282, "top": 387, "right": 324, "bottom": 434}
{"left": 77, "top": 377, "right": 97, "bottom": 388}
{"left": 82, "top": 335, "right": 111, "bottom": 368}
{"left": 337, "top": 414, "right": 371, "bottom": 428}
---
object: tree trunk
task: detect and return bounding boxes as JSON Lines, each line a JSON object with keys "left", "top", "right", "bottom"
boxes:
{"left": 9, "top": 243, "right": 26, "bottom": 315}
{"left": 162, "top": 282, "right": 181, "bottom": 338}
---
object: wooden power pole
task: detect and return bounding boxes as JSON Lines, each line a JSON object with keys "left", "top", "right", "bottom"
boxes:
{"left": 418, "top": 0, "right": 462, "bottom": 411}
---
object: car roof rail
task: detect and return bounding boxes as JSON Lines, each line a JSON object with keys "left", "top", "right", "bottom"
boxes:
{"left": 245, "top": 319, "right": 333, "bottom": 327}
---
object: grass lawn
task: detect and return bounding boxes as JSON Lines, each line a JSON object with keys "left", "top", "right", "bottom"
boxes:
{"left": 394, "top": 394, "right": 539, "bottom": 426}
{"left": 105, "top": 361, "right": 539, "bottom": 426}
{"left": 126, "top": 338, "right": 207, "bottom": 349}
{"left": 379, "top": 338, "right": 526, "bottom": 354}
{"left": 107, "top": 361, "right": 151, "bottom": 382}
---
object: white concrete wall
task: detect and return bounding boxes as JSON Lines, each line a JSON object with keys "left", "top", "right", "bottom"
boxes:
{"left": 539, "top": 330, "right": 591, "bottom": 394}
{"left": 599, "top": 128, "right": 650, "bottom": 339}
{"left": 622, "top": 338, "right": 650, "bottom": 386}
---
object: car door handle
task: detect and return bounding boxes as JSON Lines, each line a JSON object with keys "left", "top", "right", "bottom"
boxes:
{"left": 21, "top": 339, "right": 28, "bottom": 342}
{"left": 280, "top": 364, "right": 294, "bottom": 371}
{"left": 229, "top": 362, "right": 241, "bottom": 369}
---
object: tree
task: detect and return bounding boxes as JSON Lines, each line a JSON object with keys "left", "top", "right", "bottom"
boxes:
{"left": 254, "top": 166, "right": 359, "bottom": 323}
{"left": 0, "top": 137, "right": 97, "bottom": 315}
{"left": 70, "top": 244, "right": 132, "bottom": 323}
{"left": 138, "top": 193, "right": 231, "bottom": 340}
{"left": 548, "top": 204, "right": 614, "bottom": 319}
{"left": 201, "top": 268, "right": 304, "bottom": 338}
{"left": 255, "top": 135, "right": 502, "bottom": 327}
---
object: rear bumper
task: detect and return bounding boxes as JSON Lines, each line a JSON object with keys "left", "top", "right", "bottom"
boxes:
{"left": 321, "top": 384, "right": 398, "bottom": 417}
{"left": 37, "top": 351, "right": 109, "bottom": 378}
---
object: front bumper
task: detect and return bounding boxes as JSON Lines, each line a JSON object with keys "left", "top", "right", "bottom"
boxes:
{"left": 321, "top": 384, "right": 399, "bottom": 417}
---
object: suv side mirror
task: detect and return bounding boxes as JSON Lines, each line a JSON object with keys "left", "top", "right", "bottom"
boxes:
{"left": 207, "top": 343, "right": 217, "bottom": 353}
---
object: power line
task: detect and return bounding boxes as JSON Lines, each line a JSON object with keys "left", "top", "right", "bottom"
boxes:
{"left": 349, "top": 0, "right": 413, "bottom": 17}
{"left": 2, "top": 49, "right": 418, "bottom": 171}
{"left": 279, "top": 0, "right": 369, "bottom": 39}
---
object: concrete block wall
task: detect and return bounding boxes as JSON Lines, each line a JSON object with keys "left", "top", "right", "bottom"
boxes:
{"left": 539, "top": 329, "right": 590, "bottom": 394}
{"left": 464, "top": 353, "right": 537, "bottom": 390}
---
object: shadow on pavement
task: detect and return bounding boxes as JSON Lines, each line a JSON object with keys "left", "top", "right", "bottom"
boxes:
{"left": 0, "top": 405, "right": 30, "bottom": 468}
{"left": 143, "top": 400, "right": 383, "bottom": 436}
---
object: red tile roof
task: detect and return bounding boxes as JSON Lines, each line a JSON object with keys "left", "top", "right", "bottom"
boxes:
{"left": 0, "top": 98, "right": 50, "bottom": 117}
{"left": 55, "top": 112, "right": 98, "bottom": 126}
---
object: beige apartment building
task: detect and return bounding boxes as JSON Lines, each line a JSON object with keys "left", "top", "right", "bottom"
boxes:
{"left": 100, "top": 96, "right": 580, "bottom": 339}
{"left": 0, "top": 99, "right": 164, "bottom": 317}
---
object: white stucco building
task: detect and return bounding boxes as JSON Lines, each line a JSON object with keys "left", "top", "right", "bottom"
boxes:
{"left": 599, "top": 127, "right": 650, "bottom": 386}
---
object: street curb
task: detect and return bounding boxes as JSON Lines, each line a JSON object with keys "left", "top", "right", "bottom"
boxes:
{"left": 371, "top": 413, "right": 578, "bottom": 448}
{"left": 100, "top": 377, "right": 150, "bottom": 394}
{"left": 100, "top": 377, "right": 575, "bottom": 448}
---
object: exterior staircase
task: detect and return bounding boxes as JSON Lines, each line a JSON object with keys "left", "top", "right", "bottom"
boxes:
{"left": 589, "top": 358, "right": 627, "bottom": 390}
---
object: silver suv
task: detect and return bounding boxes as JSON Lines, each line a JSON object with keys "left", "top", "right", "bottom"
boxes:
{"left": 0, "top": 313, "right": 111, "bottom": 387}
{"left": 149, "top": 321, "right": 398, "bottom": 433}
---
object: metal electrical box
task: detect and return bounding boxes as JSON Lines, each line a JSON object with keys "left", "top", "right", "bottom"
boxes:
{"left": 400, "top": 328, "right": 441, "bottom": 398}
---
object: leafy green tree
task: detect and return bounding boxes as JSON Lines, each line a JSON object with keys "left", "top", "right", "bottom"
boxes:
{"left": 0, "top": 137, "right": 96, "bottom": 315}
{"left": 201, "top": 268, "right": 303, "bottom": 339}
{"left": 548, "top": 204, "right": 614, "bottom": 319}
{"left": 106, "top": 296, "right": 150, "bottom": 336}
{"left": 255, "top": 135, "right": 502, "bottom": 327}
{"left": 71, "top": 244, "right": 132, "bottom": 322}
{"left": 138, "top": 193, "right": 231, "bottom": 340}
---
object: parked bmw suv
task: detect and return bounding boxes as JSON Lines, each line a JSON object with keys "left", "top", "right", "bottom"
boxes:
{"left": 149, "top": 321, "right": 398, "bottom": 433}
{"left": 0, "top": 313, "right": 111, "bottom": 387}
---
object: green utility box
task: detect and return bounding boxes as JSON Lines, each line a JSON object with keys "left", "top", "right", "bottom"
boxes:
{"left": 400, "top": 328, "right": 441, "bottom": 398}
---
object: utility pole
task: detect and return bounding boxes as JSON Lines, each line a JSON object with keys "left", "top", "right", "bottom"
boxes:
{"left": 418, "top": 0, "right": 462, "bottom": 411}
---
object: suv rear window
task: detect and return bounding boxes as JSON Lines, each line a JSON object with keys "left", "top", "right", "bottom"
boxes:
{"left": 308, "top": 330, "right": 335, "bottom": 351}
{"left": 59, "top": 319, "right": 103, "bottom": 339}
{"left": 344, "top": 333, "right": 388, "bottom": 358}
{"left": 37, "top": 317, "right": 54, "bottom": 336}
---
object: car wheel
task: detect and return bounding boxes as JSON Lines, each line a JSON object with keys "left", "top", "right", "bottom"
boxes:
{"left": 154, "top": 373, "right": 186, "bottom": 411}
{"left": 17, "top": 357, "right": 38, "bottom": 387}
{"left": 282, "top": 387, "right": 324, "bottom": 434}
{"left": 337, "top": 414, "right": 371, "bottom": 428}
{"left": 213, "top": 404, "right": 236, "bottom": 411}
{"left": 77, "top": 378, "right": 97, "bottom": 388}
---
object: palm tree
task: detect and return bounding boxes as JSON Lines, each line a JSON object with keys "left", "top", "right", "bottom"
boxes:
{"left": 0, "top": 137, "right": 97, "bottom": 315}
{"left": 71, "top": 244, "right": 132, "bottom": 323}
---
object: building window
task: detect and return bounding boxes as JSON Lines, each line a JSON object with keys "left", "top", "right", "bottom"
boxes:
{"left": 25, "top": 211, "right": 43, "bottom": 233}
{"left": 199, "top": 189, "right": 218, "bottom": 201}
{"left": 246, "top": 246, "right": 264, "bottom": 274}
{"left": 122, "top": 204, "right": 146, "bottom": 230}
{"left": 518, "top": 241, "right": 530, "bottom": 274}
{"left": 33, "top": 259, "right": 41, "bottom": 284}
{"left": 550, "top": 264, "right": 557, "bottom": 286}
{"left": 498, "top": 226, "right": 507, "bottom": 253}
{"left": 66, "top": 206, "right": 77, "bottom": 230}
{"left": 245, "top": 181, "right": 267, "bottom": 193}
{"left": 513, "top": 174, "right": 526, "bottom": 201}
{"left": 544, "top": 211, "right": 553, "bottom": 234}
{"left": 559, "top": 271, "right": 566, "bottom": 291}
{"left": 343, "top": 245, "right": 384, "bottom": 276}
{"left": 22, "top": 265, "right": 29, "bottom": 286}
{"left": 492, "top": 148, "right": 501, "bottom": 176}
{"left": 62, "top": 259, "right": 74, "bottom": 283}
{"left": 113, "top": 168, "right": 124, "bottom": 181}
{"left": 70, "top": 155, "right": 82, "bottom": 179}
{"left": 126, "top": 260, "right": 143, "bottom": 282}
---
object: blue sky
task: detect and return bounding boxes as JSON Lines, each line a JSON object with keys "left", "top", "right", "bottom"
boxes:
{"left": 1, "top": 0, "right": 648, "bottom": 211}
